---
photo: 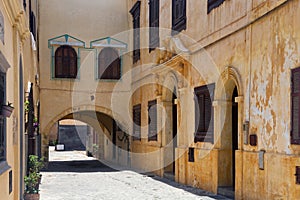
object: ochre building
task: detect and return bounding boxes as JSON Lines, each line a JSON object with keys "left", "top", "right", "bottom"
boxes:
{"left": 37, "top": 0, "right": 300, "bottom": 199}
{"left": 0, "top": 0, "right": 40, "bottom": 199}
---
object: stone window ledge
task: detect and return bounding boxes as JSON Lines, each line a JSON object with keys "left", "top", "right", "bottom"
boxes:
{"left": 0, "top": 161, "right": 11, "bottom": 176}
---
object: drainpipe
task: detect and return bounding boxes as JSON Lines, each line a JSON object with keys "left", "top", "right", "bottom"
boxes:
{"left": 19, "top": 56, "right": 24, "bottom": 200}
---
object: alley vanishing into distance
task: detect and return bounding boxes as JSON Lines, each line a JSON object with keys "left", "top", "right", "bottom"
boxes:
{"left": 39, "top": 147, "right": 230, "bottom": 200}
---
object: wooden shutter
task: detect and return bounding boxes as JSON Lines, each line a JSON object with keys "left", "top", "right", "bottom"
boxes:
{"left": 130, "top": 1, "right": 141, "bottom": 63}
{"left": 69, "top": 47, "right": 77, "bottom": 78}
{"left": 55, "top": 46, "right": 77, "bottom": 78}
{"left": 194, "top": 83, "right": 215, "bottom": 143}
{"left": 207, "top": 0, "right": 226, "bottom": 13}
{"left": 149, "top": 0, "right": 159, "bottom": 51}
{"left": 172, "top": 0, "right": 186, "bottom": 33}
{"left": 133, "top": 104, "right": 141, "bottom": 140}
{"left": 188, "top": 147, "right": 194, "bottom": 162}
{"left": 148, "top": 100, "right": 157, "bottom": 141}
{"left": 0, "top": 73, "right": 4, "bottom": 161}
{"left": 296, "top": 166, "right": 300, "bottom": 184}
{"left": 111, "top": 57, "right": 121, "bottom": 79}
{"left": 30, "top": 11, "right": 36, "bottom": 40}
{"left": 98, "top": 48, "right": 120, "bottom": 79}
{"left": 291, "top": 68, "right": 300, "bottom": 144}
{"left": 55, "top": 47, "right": 63, "bottom": 78}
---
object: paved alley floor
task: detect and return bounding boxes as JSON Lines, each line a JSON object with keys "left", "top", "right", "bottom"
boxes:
{"left": 39, "top": 147, "right": 231, "bottom": 200}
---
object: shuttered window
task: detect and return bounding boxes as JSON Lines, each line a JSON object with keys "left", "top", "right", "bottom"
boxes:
{"left": 98, "top": 47, "right": 121, "bottom": 80}
{"left": 30, "top": 11, "right": 36, "bottom": 40}
{"left": 0, "top": 73, "right": 5, "bottom": 162}
{"left": 296, "top": 166, "right": 300, "bottom": 184}
{"left": 148, "top": 100, "right": 157, "bottom": 141}
{"left": 130, "top": 1, "right": 141, "bottom": 63}
{"left": 133, "top": 104, "right": 141, "bottom": 141}
{"left": 149, "top": 0, "right": 159, "bottom": 52}
{"left": 172, "top": 0, "right": 186, "bottom": 34}
{"left": 55, "top": 45, "right": 77, "bottom": 79}
{"left": 188, "top": 147, "right": 194, "bottom": 162}
{"left": 194, "top": 83, "right": 215, "bottom": 143}
{"left": 291, "top": 68, "right": 300, "bottom": 144}
{"left": 207, "top": 0, "right": 226, "bottom": 13}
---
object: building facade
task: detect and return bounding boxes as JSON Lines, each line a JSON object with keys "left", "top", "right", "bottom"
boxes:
{"left": 127, "top": 0, "right": 300, "bottom": 199}
{"left": 37, "top": 0, "right": 300, "bottom": 199}
{"left": 38, "top": 0, "right": 131, "bottom": 166}
{"left": 0, "top": 0, "right": 39, "bottom": 199}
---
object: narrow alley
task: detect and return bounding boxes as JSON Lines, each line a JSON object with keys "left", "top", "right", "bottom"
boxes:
{"left": 39, "top": 147, "right": 230, "bottom": 200}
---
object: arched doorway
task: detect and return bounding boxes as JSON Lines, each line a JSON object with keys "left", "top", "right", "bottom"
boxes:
{"left": 232, "top": 86, "right": 238, "bottom": 189}
{"left": 172, "top": 91, "right": 177, "bottom": 174}
{"left": 161, "top": 74, "right": 178, "bottom": 178}
{"left": 215, "top": 67, "right": 243, "bottom": 198}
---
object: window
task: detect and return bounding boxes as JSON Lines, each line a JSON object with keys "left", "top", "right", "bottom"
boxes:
{"left": 149, "top": 0, "right": 159, "bottom": 52}
{"left": 130, "top": 1, "right": 141, "bottom": 63}
{"left": 296, "top": 166, "right": 300, "bottom": 184}
{"left": 194, "top": 83, "right": 215, "bottom": 143}
{"left": 0, "top": 73, "right": 5, "bottom": 162}
{"left": 207, "top": 0, "right": 226, "bottom": 13}
{"left": 291, "top": 68, "right": 300, "bottom": 144}
{"left": 9, "top": 170, "right": 12, "bottom": 194}
{"left": 30, "top": 11, "right": 36, "bottom": 40}
{"left": 55, "top": 45, "right": 78, "bottom": 79}
{"left": 172, "top": 0, "right": 186, "bottom": 34}
{"left": 28, "top": 0, "right": 36, "bottom": 40}
{"left": 98, "top": 47, "right": 121, "bottom": 80}
{"left": 188, "top": 147, "right": 194, "bottom": 162}
{"left": 133, "top": 104, "right": 141, "bottom": 141}
{"left": 23, "top": 0, "right": 27, "bottom": 10}
{"left": 148, "top": 100, "right": 157, "bottom": 141}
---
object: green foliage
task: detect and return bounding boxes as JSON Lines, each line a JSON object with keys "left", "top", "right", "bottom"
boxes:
{"left": 24, "top": 100, "right": 29, "bottom": 112}
{"left": 24, "top": 172, "right": 40, "bottom": 194}
{"left": 92, "top": 144, "right": 99, "bottom": 153}
{"left": 28, "top": 155, "right": 45, "bottom": 174}
{"left": 49, "top": 139, "right": 58, "bottom": 146}
{"left": 25, "top": 155, "right": 45, "bottom": 194}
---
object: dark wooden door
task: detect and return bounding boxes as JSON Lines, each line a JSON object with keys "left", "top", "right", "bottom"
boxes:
{"left": 232, "top": 87, "right": 238, "bottom": 189}
{"left": 112, "top": 121, "right": 117, "bottom": 159}
{"left": 172, "top": 92, "right": 177, "bottom": 174}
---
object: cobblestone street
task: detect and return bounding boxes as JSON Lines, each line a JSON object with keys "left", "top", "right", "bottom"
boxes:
{"left": 39, "top": 147, "right": 230, "bottom": 200}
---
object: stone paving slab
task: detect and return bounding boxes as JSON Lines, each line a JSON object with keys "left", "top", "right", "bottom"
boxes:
{"left": 39, "top": 147, "right": 232, "bottom": 200}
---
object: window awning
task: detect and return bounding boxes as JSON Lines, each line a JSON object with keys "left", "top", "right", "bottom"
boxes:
{"left": 90, "top": 37, "right": 127, "bottom": 50}
{"left": 48, "top": 34, "right": 85, "bottom": 48}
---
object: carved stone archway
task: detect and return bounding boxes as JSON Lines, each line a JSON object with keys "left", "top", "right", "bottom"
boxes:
{"left": 160, "top": 72, "right": 179, "bottom": 177}
{"left": 214, "top": 66, "right": 244, "bottom": 197}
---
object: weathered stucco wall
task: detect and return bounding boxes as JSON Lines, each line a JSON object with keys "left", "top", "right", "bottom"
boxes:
{"left": 127, "top": 0, "right": 300, "bottom": 199}
{"left": 0, "top": 0, "right": 39, "bottom": 199}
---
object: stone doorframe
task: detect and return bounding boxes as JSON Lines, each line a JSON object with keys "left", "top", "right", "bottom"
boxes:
{"left": 213, "top": 66, "right": 244, "bottom": 197}
{"left": 159, "top": 72, "right": 180, "bottom": 177}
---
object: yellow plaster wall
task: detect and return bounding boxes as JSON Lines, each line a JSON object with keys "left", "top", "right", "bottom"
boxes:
{"left": 0, "top": 0, "right": 38, "bottom": 199}
{"left": 127, "top": 0, "right": 300, "bottom": 199}
{"left": 39, "top": 0, "right": 131, "bottom": 149}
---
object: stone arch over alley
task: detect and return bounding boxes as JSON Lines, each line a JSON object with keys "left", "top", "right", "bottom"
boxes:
{"left": 41, "top": 105, "right": 130, "bottom": 166}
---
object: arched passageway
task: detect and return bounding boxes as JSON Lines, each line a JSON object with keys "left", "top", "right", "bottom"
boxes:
{"left": 42, "top": 110, "right": 130, "bottom": 167}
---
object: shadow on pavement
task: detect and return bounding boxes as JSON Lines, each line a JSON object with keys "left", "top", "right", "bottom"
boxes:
{"left": 42, "top": 160, "right": 119, "bottom": 173}
{"left": 147, "top": 175, "right": 232, "bottom": 200}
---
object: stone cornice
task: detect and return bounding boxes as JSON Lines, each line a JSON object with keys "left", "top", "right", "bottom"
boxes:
{"left": 2, "top": 0, "right": 30, "bottom": 42}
